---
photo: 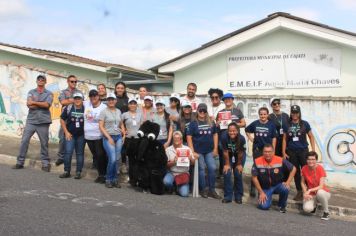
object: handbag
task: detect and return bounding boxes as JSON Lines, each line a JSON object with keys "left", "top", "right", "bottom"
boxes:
{"left": 174, "top": 173, "right": 190, "bottom": 186}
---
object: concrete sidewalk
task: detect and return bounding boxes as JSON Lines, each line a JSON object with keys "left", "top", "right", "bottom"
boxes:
{"left": 1, "top": 135, "right": 356, "bottom": 217}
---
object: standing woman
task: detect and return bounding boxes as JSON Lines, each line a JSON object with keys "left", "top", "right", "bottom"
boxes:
{"left": 99, "top": 93, "right": 126, "bottom": 188}
{"left": 187, "top": 103, "right": 220, "bottom": 199}
{"left": 282, "top": 105, "right": 316, "bottom": 201}
{"left": 166, "top": 93, "right": 181, "bottom": 131}
{"left": 245, "top": 107, "right": 277, "bottom": 197}
{"left": 179, "top": 100, "right": 194, "bottom": 145}
{"left": 153, "top": 99, "right": 173, "bottom": 149}
{"left": 221, "top": 123, "right": 246, "bottom": 204}
{"left": 122, "top": 98, "right": 142, "bottom": 186}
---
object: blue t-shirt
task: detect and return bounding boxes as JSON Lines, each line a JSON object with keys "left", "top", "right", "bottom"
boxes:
{"left": 283, "top": 120, "right": 311, "bottom": 150}
{"left": 186, "top": 120, "right": 217, "bottom": 154}
{"left": 245, "top": 120, "right": 277, "bottom": 150}
{"left": 61, "top": 105, "right": 85, "bottom": 137}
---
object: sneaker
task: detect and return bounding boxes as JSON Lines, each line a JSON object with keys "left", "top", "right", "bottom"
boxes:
{"left": 321, "top": 212, "right": 330, "bottom": 220}
{"left": 279, "top": 207, "right": 287, "bottom": 213}
{"left": 200, "top": 190, "right": 208, "bottom": 198}
{"left": 55, "top": 159, "right": 64, "bottom": 166}
{"left": 95, "top": 176, "right": 105, "bottom": 183}
{"left": 311, "top": 207, "right": 317, "bottom": 214}
{"left": 105, "top": 182, "right": 113, "bottom": 188}
{"left": 74, "top": 172, "right": 81, "bottom": 179}
{"left": 208, "top": 190, "right": 222, "bottom": 199}
{"left": 12, "top": 164, "right": 24, "bottom": 169}
{"left": 293, "top": 191, "right": 303, "bottom": 201}
{"left": 222, "top": 199, "right": 232, "bottom": 203}
{"left": 41, "top": 165, "right": 51, "bottom": 172}
{"left": 235, "top": 199, "right": 243, "bottom": 204}
{"left": 59, "top": 172, "right": 71, "bottom": 178}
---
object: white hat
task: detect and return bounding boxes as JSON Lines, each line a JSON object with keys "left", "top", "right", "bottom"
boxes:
{"left": 270, "top": 97, "right": 280, "bottom": 105}
{"left": 144, "top": 95, "right": 153, "bottom": 101}
{"left": 170, "top": 93, "right": 180, "bottom": 101}
{"left": 73, "top": 93, "right": 83, "bottom": 99}
{"left": 106, "top": 93, "right": 116, "bottom": 99}
{"left": 155, "top": 98, "right": 165, "bottom": 106}
{"left": 181, "top": 100, "right": 191, "bottom": 107}
{"left": 128, "top": 98, "right": 138, "bottom": 103}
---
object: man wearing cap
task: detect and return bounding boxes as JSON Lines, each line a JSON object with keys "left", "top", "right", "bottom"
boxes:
{"left": 59, "top": 92, "right": 85, "bottom": 179}
{"left": 180, "top": 83, "right": 202, "bottom": 113}
{"left": 141, "top": 95, "right": 156, "bottom": 122}
{"left": 55, "top": 75, "right": 83, "bottom": 166}
{"left": 268, "top": 98, "right": 289, "bottom": 157}
{"left": 84, "top": 89, "right": 108, "bottom": 183}
{"left": 13, "top": 75, "right": 53, "bottom": 172}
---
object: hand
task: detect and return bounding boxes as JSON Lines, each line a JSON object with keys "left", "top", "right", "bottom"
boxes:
{"left": 283, "top": 153, "right": 289, "bottom": 160}
{"left": 108, "top": 137, "right": 115, "bottom": 146}
{"left": 27, "top": 100, "right": 34, "bottom": 106}
{"left": 303, "top": 192, "right": 313, "bottom": 201}
{"left": 193, "top": 152, "right": 199, "bottom": 159}
{"left": 258, "top": 191, "right": 267, "bottom": 205}
{"left": 213, "top": 148, "right": 218, "bottom": 157}
{"left": 223, "top": 165, "right": 230, "bottom": 174}
{"left": 68, "top": 98, "right": 74, "bottom": 103}
{"left": 236, "top": 164, "right": 243, "bottom": 174}
{"left": 65, "top": 132, "right": 72, "bottom": 141}
{"left": 282, "top": 181, "right": 290, "bottom": 190}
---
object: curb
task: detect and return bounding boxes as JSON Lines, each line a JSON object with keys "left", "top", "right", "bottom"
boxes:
{"left": 1, "top": 154, "right": 356, "bottom": 217}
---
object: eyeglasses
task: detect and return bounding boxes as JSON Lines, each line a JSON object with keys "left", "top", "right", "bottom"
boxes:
{"left": 69, "top": 80, "right": 77, "bottom": 84}
{"left": 210, "top": 96, "right": 219, "bottom": 99}
{"left": 198, "top": 109, "right": 207, "bottom": 113}
{"left": 272, "top": 102, "right": 280, "bottom": 106}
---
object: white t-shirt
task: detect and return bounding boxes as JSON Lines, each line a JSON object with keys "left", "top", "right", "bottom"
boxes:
{"left": 180, "top": 95, "right": 202, "bottom": 112}
{"left": 207, "top": 102, "right": 225, "bottom": 121}
{"left": 83, "top": 101, "right": 107, "bottom": 140}
{"left": 165, "top": 144, "right": 194, "bottom": 175}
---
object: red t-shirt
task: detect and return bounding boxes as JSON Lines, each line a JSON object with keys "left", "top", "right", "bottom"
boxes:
{"left": 301, "top": 164, "right": 329, "bottom": 195}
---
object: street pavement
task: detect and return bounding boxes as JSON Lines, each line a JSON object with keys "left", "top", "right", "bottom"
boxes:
{"left": 1, "top": 164, "right": 356, "bottom": 236}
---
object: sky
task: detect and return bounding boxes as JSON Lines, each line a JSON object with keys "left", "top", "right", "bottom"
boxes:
{"left": 1, "top": 0, "right": 356, "bottom": 69}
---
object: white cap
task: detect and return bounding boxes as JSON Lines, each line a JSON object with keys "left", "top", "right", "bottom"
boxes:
{"left": 270, "top": 97, "right": 280, "bottom": 105}
{"left": 181, "top": 100, "right": 191, "bottom": 107}
{"left": 144, "top": 95, "right": 153, "bottom": 101}
{"left": 155, "top": 98, "right": 165, "bottom": 106}
{"left": 73, "top": 93, "right": 83, "bottom": 99}
{"left": 170, "top": 93, "right": 180, "bottom": 101}
{"left": 106, "top": 93, "right": 116, "bottom": 99}
{"left": 128, "top": 98, "right": 138, "bottom": 104}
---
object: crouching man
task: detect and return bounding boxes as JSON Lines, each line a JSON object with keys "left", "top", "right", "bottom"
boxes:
{"left": 251, "top": 144, "right": 296, "bottom": 213}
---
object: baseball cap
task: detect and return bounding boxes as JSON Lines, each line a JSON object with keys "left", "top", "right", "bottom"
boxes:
{"left": 197, "top": 103, "right": 208, "bottom": 111}
{"left": 291, "top": 105, "right": 301, "bottom": 113}
{"left": 106, "top": 93, "right": 116, "bottom": 100}
{"left": 155, "top": 98, "right": 165, "bottom": 106}
{"left": 270, "top": 97, "right": 280, "bottom": 105}
{"left": 88, "top": 89, "right": 99, "bottom": 97}
{"left": 181, "top": 100, "right": 191, "bottom": 107}
{"left": 36, "top": 75, "right": 47, "bottom": 81}
{"left": 73, "top": 93, "right": 83, "bottom": 99}
{"left": 144, "top": 95, "right": 153, "bottom": 101}
{"left": 222, "top": 93, "right": 234, "bottom": 100}
{"left": 170, "top": 93, "right": 180, "bottom": 101}
{"left": 128, "top": 98, "right": 138, "bottom": 104}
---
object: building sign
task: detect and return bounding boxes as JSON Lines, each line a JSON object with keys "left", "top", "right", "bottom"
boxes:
{"left": 227, "top": 49, "right": 341, "bottom": 90}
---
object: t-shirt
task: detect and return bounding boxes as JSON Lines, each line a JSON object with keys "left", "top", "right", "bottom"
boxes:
{"left": 283, "top": 120, "right": 311, "bottom": 150}
{"left": 268, "top": 112, "right": 289, "bottom": 138}
{"left": 115, "top": 96, "right": 129, "bottom": 113}
{"left": 99, "top": 108, "right": 122, "bottom": 136}
{"left": 178, "top": 117, "right": 192, "bottom": 143}
{"left": 217, "top": 107, "right": 244, "bottom": 132}
{"left": 60, "top": 105, "right": 85, "bottom": 137}
{"left": 207, "top": 102, "right": 225, "bottom": 121}
{"left": 301, "top": 164, "right": 329, "bottom": 195}
{"left": 245, "top": 120, "right": 277, "bottom": 150}
{"left": 165, "top": 145, "right": 193, "bottom": 174}
{"left": 122, "top": 111, "right": 142, "bottom": 138}
{"left": 26, "top": 88, "right": 53, "bottom": 125}
{"left": 141, "top": 107, "right": 156, "bottom": 122}
{"left": 83, "top": 101, "right": 107, "bottom": 140}
{"left": 153, "top": 113, "right": 169, "bottom": 141}
{"left": 221, "top": 132, "right": 246, "bottom": 165}
{"left": 186, "top": 120, "right": 217, "bottom": 154}
{"left": 180, "top": 96, "right": 202, "bottom": 112}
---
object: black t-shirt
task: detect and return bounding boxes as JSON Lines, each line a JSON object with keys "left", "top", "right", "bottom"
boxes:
{"left": 115, "top": 96, "right": 129, "bottom": 113}
{"left": 268, "top": 112, "right": 289, "bottom": 138}
{"left": 61, "top": 105, "right": 85, "bottom": 137}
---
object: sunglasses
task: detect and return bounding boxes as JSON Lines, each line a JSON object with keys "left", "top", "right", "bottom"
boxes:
{"left": 198, "top": 109, "right": 207, "bottom": 113}
{"left": 272, "top": 102, "right": 280, "bottom": 106}
{"left": 37, "top": 78, "right": 46, "bottom": 81}
{"left": 69, "top": 80, "right": 77, "bottom": 84}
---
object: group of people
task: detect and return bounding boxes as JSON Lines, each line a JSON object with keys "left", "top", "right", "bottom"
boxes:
{"left": 12, "top": 74, "right": 331, "bottom": 220}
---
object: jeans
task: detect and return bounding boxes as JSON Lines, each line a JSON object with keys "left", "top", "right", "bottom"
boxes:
{"left": 86, "top": 139, "right": 107, "bottom": 176}
{"left": 163, "top": 172, "right": 189, "bottom": 197}
{"left": 223, "top": 153, "right": 246, "bottom": 201}
{"left": 198, "top": 152, "right": 216, "bottom": 192}
{"left": 103, "top": 135, "right": 123, "bottom": 183}
{"left": 64, "top": 135, "right": 85, "bottom": 173}
{"left": 258, "top": 183, "right": 289, "bottom": 210}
